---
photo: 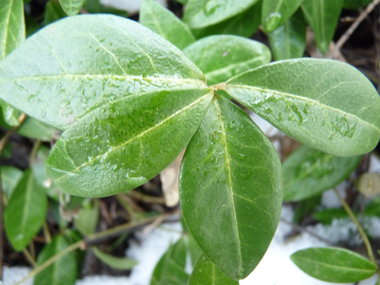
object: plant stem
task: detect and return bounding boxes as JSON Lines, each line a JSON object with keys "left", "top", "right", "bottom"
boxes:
{"left": 29, "top": 140, "right": 42, "bottom": 166}
{"left": 0, "top": 113, "right": 27, "bottom": 156}
{"left": 333, "top": 188, "right": 377, "bottom": 265}
{"left": 22, "top": 248, "right": 36, "bottom": 267}
{"left": 42, "top": 222, "right": 51, "bottom": 244}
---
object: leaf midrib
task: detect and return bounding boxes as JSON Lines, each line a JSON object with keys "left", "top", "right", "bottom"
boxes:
{"left": 226, "top": 84, "right": 380, "bottom": 134}
{"left": 2, "top": 0, "right": 14, "bottom": 58}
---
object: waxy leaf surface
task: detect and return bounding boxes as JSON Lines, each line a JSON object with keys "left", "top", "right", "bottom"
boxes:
{"left": 283, "top": 146, "right": 362, "bottom": 201}
{"left": 301, "top": 0, "right": 343, "bottom": 54}
{"left": 4, "top": 169, "right": 47, "bottom": 251}
{"left": 184, "top": 35, "right": 271, "bottom": 85}
{"left": 59, "top": 0, "right": 86, "bottom": 16}
{"left": 268, "top": 9, "right": 306, "bottom": 60}
{"left": 262, "top": 0, "right": 303, "bottom": 32}
{"left": 92, "top": 247, "right": 138, "bottom": 270}
{"left": 291, "top": 247, "right": 377, "bottom": 283}
{"left": 225, "top": 59, "right": 380, "bottom": 156}
{"left": 140, "top": 0, "right": 195, "bottom": 50}
{"left": 180, "top": 96, "right": 282, "bottom": 280}
{"left": 183, "top": 0, "right": 259, "bottom": 29}
{"left": 189, "top": 255, "right": 238, "bottom": 285}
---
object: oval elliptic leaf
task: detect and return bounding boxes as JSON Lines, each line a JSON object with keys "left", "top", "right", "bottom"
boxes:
{"left": 291, "top": 247, "right": 377, "bottom": 283}
{"left": 189, "top": 255, "right": 239, "bottom": 285}
{"left": 74, "top": 199, "right": 99, "bottom": 235}
{"left": 92, "top": 247, "right": 137, "bottom": 270}
{"left": 4, "top": 169, "right": 47, "bottom": 251}
{"left": 183, "top": 35, "right": 271, "bottom": 85}
{"left": 262, "top": 0, "right": 303, "bottom": 32}
{"left": 1, "top": 166, "right": 23, "bottom": 199}
{"left": 140, "top": 0, "right": 195, "bottom": 50}
{"left": 224, "top": 58, "right": 380, "bottom": 157}
{"left": 183, "top": 0, "right": 259, "bottom": 29}
{"left": 59, "top": 0, "right": 86, "bottom": 16}
{"left": 301, "top": 0, "right": 343, "bottom": 54}
{"left": 0, "top": 15, "right": 207, "bottom": 130}
{"left": 34, "top": 235, "right": 78, "bottom": 285}
{"left": 179, "top": 96, "right": 283, "bottom": 280}
{"left": 283, "top": 146, "right": 362, "bottom": 201}
{"left": 268, "top": 9, "right": 306, "bottom": 60}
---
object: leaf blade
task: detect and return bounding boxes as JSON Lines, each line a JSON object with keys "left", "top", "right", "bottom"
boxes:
{"left": 92, "top": 247, "right": 137, "bottom": 270}
{"left": 59, "top": 0, "right": 86, "bottom": 16}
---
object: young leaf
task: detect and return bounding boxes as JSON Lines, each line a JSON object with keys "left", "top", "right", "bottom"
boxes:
{"left": 283, "top": 146, "right": 362, "bottom": 201}
{"left": 1, "top": 166, "right": 23, "bottom": 199}
{"left": 44, "top": 0, "right": 66, "bottom": 25}
{"left": 59, "top": 0, "right": 86, "bottom": 16}
{"left": 74, "top": 199, "right": 99, "bottom": 235}
{"left": 183, "top": 35, "right": 271, "bottom": 85}
{"left": 262, "top": 0, "right": 303, "bottom": 32}
{"left": 92, "top": 247, "right": 137, "bottom": 270}
{"left": 34, "top": 235, "right": 78, "bottom": 285}
{"left": 291, "top": 247, "right": 377, "bottom": 283}
{"left": 301, "top": 0, "right": 344, "bottom": 54}
{"left": 4, "top": 169, "right": 47, "bottom": 251}
{"left": 189, "top": 255, "right": 239, "bottom": 285}
{"left": 224, "top": 58, "right": 380, "bottom": 157}
{"left": 140, "top": 0, "right": 195, "bottom": 50}
{"left": 183, "top": 0, "right": 259, "bottom": 29}
{"left": 180, "top": 96, "right": 282, "bottom": 280}
{"left": 268, "top": 9, "right": 306, "bottom": 60}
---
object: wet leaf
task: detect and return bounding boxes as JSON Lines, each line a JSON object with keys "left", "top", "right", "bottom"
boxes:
{"left": 180, "top": 96, "right": 282, "bottom": 280}
{"left": 189, "top": 255, "right": 239, "bottom": 285}
{"left": 291, "top": 247, "right": 377, "bottom": 283}
{"left": 59, "top": 0, "right": 86, "bottom": 16}
{"left": 268, "top": 9, "right": 306, "bottom": 60}
{"left": 283, "top": 146, "right": 361, "bottom": 201}
{"left": 183, "top": 0, "right": 259, "bottom": 29}
{"left": 225, "top": 58, "right": 380, "bottom": 157}
{"left": 44, "top": 0, "right": 66, "bottom": 25}
{"left": 34, "top": 235, "right": 78, "bottom": 285}
{"left": 262, "top": 0, "right": 303, "bottom": 32}
{"left": 1, "top": 166, "right": 23, "bottom": 199}
{"left": 301, "top": 0, "right": 344, "bottom": 54}
{"left": 358, "top": 172, "right": 380, "bottom": 198}
{"left": 184, "top": 35, "right": 271, "bottom": 85}
{"left": 74, "top": 199, "right": 99, "bottom": 235}
{"left": 92, "top": 247, "right": 137, "bottom": 270}
{"left": 4, "top": 169, "right": 47, "bottom": 251}
{"left": 140, "top": 0, "right": 195, "bottom": 50}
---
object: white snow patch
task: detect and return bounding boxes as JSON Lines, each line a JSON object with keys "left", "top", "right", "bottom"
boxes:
{"left": 100, "top": 0, "right": 167, "bottom": 15}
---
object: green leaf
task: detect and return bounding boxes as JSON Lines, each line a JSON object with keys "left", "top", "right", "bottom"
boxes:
{"left": 283, "top": 146, "right": 362, "bottom": 201}
{"left": 301, "top": 0, "right": 343, "bottom": 54}
{"left": 92, "top": 247, "right": 137, "bottom": 270}
{"left": 4, "top": 169, "right": 47, "bottom": 251}
{"left": 140, "top": 0, "right": 195, "bottom": 50}
{"left": 364, "top": 196, "right": 380, "bottom": 218}
{"left": 313, "top": 208, "right": 353, "bottom": 224}
{"left": 34, "top": 235, "right": 78, "bottom": 285}
{"left": 0, "top": 101, "right": 21, "bottom": 126}
{"left": 224, "top": 58, "right": 380, "bottom": 157}
{"left": 44, "top": 0, "right": 66, "bottom": 25}
{"left": 74, "top": 199, "right": 99, "bottom": 235}
{"left": 343, "top": 0, "right": 371, "bottom": 9}
{"left": 293, "top": 195, "right": 321, "bottom": 224}
{"left": 183, "top": 35, "right": 271, "bottom": 85}
{"left": 1, "top": 166, "right": 23, "bottom": 199}
{"left": 151, "top": 237, "right": 189, "bottom": 285}
{"left": 83, "top": 0, "right": 128, "bottom": 17}
{"left": 25, "top": 13, "right": 39, "bottom": 37}
{"left": 180, "top": 96, "right": 282, "bottom": 280}
{"left": 191, "top": 2, "right": 262, "bottom": 39}
{"left": 17, "top": 117, "right": 58, "bottom": 141}
{"left": 183, "top": 0, "right": 259, "bottom": 29}
{"left": 291, "top": 247, "right": 377, "bottom": 283}
{"left": 59, "top": 0, "right": 86, "bottom": 16}
{"left": 189, "top": 255, "right": 239, "bottom": 285}
{"left": 268, "top": 8, "right": 306, "bottom": 60}
{"left": 262, "top": 0, "right": 303, "bottom": 32}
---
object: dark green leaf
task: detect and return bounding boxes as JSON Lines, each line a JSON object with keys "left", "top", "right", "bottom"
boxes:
{"left": 183, "top": 0, "right": 259, "bottom": 29}
{"left": 262, "top": 0, "right": 303, "bottom": 32}
{"left": 74, "top": 199, "right": 99, "bottom": 235}
{"left": 268, "top": 8, "right": 306, "bottom": 60}
{"left": 301, "top": 0, "right": 343, "bottom": 54}
{"left": 343, "top": 0, "right": 371, "bottom": 9}
{"left": 140, "top": 0, "right": 195, "bottom": 50}
{"left": 83, "top": 0, "right": 128, "bottom": 17}
{"left": 44, "top": 0, "right": 66, "bottom": 25}
{"left": 291, "top": 247, "right": 377, "bottom": 283}
{"left": 17, "top": 117, "right": 58, "bottom": 141}
{"left": 4, "top": 169, "right": 47, "bottom": 251}
{"left": 283, "top": 146, "right": 361, "bottom": 201}
{"left": 25, "top": 13, "right": 39, "bottom": 37}
{"left": 180, "top": 96, "right": 282, "bottom": 280}
{"left": 1, "top": 166, "right": 23, "bottom": 199}
{"left": 313, "top": 208, "right": 353, "bottom": 224}
{"left": 34, "top": 235, "right": 78, "bottom": 285}
{"left": 92, "top": 247, "right": 137, "bottom": 270}
{"left": 59, "top": 0, "right": 86, "bottom": 16}
{"left": 189, "top": 255, "right": 239, "bottom": 285}
{"left": 224, "top": 58, "right": 380, "bottom": 157}
{"left": 183, "top": 35, "right": 271, "bottom": 85}
{"left": 365, "top": 196, "right": 380, "bottom": 218}
{"left": 293, "top": 195, "right": 321, "bottom": 224}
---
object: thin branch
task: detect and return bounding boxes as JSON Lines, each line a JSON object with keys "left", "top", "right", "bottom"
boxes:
{"left": 22, "top": 248, "right": 36, "bottom": 268}
{"left": 0, "top": 113, "right": 27, "bottom": 156}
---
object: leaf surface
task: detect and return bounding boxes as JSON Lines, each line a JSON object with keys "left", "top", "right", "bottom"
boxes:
{"left": 184, "top": 35, "right": 271, "bottom": 85}
{"left": 1, "top": 166, "right": 23, "bottom": 199}
{"left": 92, "top": 247, "right": 137, "bottom": 270}
{"left": 83, "top": 0, "right": 128, "bottom": 17}
{"left": 291, "top": 247, "right": 377, "bottom": 283}
{"left": 183, "top": 0, "right": 259, "bottom": 29}
{"left": 225, "top": 58, "right": 380, "bottom": 156}
{"left": 283, "top": 146, "right": 361, "bottom": 201}
{"left": 140, "top": 0, "right": 195, "bottom": 50}
{"left": 180, "top": 96, "right": 282, "bottom": 279}
{"left": 59, "top": 0, "right": 86, "bottom": 16}
{"left": 44, "top": 0, "right": 66, "bottom": 25}
{"left": 17, "top": 117, "right": 58, "bottom": 141}
{"left": 74, "top": 199, "right": 99, "bottom": 235}
{"left": 4, "top": 169, "right": 47, "bottom": 251}
{"left": 262, "top": 0, "right": 303, "bottom": 32}
{"left": 189, "top": 255, "right": 239, "bottom": 285}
